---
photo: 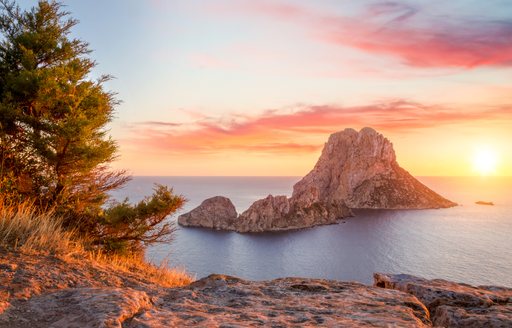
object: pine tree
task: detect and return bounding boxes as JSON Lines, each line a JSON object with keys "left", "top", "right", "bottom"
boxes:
{"left": 0, "top": 0, "right": 185, "bottom": 254}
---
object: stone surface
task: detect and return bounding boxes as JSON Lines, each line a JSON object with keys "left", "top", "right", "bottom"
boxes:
{"left": 374, "top": 273, "right": 512, "bottom": 328}
{"left": 3, "top": 250, "right": 511, "bottom": 327}
{"left": 178, "top": 196, "right": 238, "bottom": 230}
{"left": 0, "top": 249, "right": 189, "bottom": 327}
{"left": 6, "top": 288, "right": 151, "bottom": 328}
{"left": 130, "top": 274, "right": 431, "bottom": 327}
{"left": 178, "top": 127, "right": 455, "bottom": 233}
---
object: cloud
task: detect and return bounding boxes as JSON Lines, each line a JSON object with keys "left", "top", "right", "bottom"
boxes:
{"left": 366, "top": 2, "right": 417, "bottom": 22}
{"left": 137, "top": 121, "right": 182, "bottom": 127}
{"left": 220, "top": 0, "right": 512, "bottom": 68}
{"left": 334, "top": 19, "right": 512, "bottom": 68}
{"left": 125, "top": 100, "right": 512, "bottom": 155}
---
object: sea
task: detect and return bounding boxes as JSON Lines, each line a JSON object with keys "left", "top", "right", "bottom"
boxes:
{"left": 110, "top": 176, "right": 512, "bottom": 287}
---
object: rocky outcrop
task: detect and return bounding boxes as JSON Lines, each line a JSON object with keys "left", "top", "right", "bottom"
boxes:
{"left": 8, "top": 288, "right": 152, "bottom": 328}
{"left": 236, "top": 195, "right": 292, "bottom": 232}
{"left": 0, "top": 249, "right": 191, "bottom": 327}
{"left": 475, "top": 201, "right": 494, "bottom": 206}
{"left": 177, "top": 196, "right": 238, "bottom": 230}
{"left": 179, "top": 194, "right": 352, "bottom": 232}
{"left": 374, "top": 273, "right": 512, "bottom": 327}
{"left": 132, "top": 274, "right": 431, "bottom": 327}
{"left": 178, "top": 127, "right": 455, "bottom": 232}
{"left": 236, "top": 194, "right": 352, "bottom": 232}
{"left": 3, "top": 250, "right": 510, "bottom": 327}
{"left": 292, "top": 127, "right": 455, "bottom": 209}
{"left": 2, "top": 250, "right": 511, "bottom": 327}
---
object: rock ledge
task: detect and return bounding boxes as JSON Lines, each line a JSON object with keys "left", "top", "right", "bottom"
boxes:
{"left": 2, "top": 250, "right": 510, "bottom": 327}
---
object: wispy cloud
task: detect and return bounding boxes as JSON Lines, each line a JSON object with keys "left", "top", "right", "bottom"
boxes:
{"left": 137, "top": 121, "right": 182, "bottom": 127}
{"left": 124, "top": 100, "right": 512, "bottom": 154}
{"left": 217, "top": 0, "right": 512, "bottom": 68}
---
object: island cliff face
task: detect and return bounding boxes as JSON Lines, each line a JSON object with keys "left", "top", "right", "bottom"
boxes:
{"left": 179, "top": 194, "right": 351, "bottom": 233}
{"left": 178, "top": 128, "right": 455, "bottom": 232}
{"left": 292, "top": 127, "right": 456, "bottom": 209}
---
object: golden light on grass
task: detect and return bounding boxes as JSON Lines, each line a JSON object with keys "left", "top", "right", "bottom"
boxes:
{"left": 0, "top": 197, "right": 192, "bottom": 287}
{"left": 472, "top": 147, "right": 498, "bottom": 176}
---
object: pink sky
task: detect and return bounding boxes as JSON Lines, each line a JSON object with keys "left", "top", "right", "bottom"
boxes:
{"left": 63, "top": 0, "right": 512, "bottom": 176}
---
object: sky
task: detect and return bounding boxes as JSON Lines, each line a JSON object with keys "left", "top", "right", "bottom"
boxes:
{"left": 23, "top": 0, "right": 512, "bottom": 176}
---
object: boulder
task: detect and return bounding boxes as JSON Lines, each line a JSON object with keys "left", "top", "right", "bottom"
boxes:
{"left": 178, "top": 194, "right": 352, "bottom": 233}
{"left": 374, "top": 273, "right": 512, "bottom": 327}
{"left": 9, "top": 288, "right": 151, "bottom": 328}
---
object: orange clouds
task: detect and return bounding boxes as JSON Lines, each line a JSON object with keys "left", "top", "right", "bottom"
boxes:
{"left": 125, "top": 101, "right": 512, "bottom": 155}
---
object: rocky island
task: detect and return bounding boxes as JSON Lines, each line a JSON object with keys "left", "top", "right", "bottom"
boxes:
{"left": 475, "top": 201, "right": 494, "bottom": 206}
{"left": 179, "top": 127, "right": 456, "bottom": 232}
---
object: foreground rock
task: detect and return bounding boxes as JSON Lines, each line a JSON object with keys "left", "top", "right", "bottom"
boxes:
{"left": 179, "top": 127, "right": 455, "bottom": 232}
{"left": 0, "top": 248, "right": 190, "bottom": 327}
{"left": 7, "top": 288, "right": 152, "bottom": 327}
{"left": 131, "top": 274, "right": 430, "bottom": 327}
{"left": 374, "top": 273, "right": 512, "bottom": 327}
{"left": 2, "top": 250, "right": 511, "bottom": 327}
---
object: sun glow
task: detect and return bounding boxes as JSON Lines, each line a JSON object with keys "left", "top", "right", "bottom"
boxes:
{"left": 472, "top": 147, "right": 498, "bottom": 176}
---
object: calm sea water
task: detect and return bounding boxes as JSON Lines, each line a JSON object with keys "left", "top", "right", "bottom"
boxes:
{"left": 111, "top": 176, "right": 512, "bottom": 287}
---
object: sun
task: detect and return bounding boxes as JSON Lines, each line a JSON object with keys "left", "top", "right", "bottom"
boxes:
{"left": 472, "top": 147, "right": 498, "bottom": 176}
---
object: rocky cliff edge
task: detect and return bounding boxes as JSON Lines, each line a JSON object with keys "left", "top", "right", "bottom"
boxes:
{"left": 1, "top": 250, "right": 510, "bottom": 327}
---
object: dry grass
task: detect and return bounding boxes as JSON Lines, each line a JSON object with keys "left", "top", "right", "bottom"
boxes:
{"left": 0, "top": 198, "right": 78, "bottom": 253}
{"left": 0, "top": 198, "right": 193, "bottom": 287}
{"left": 87, "top": 250, "right": 193, "bottom": 287}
